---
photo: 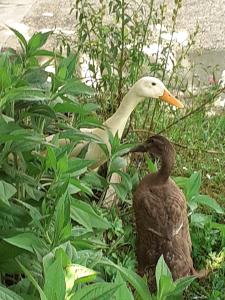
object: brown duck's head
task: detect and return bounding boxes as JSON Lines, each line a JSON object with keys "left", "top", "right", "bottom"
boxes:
{"left": 131, "top": 135, "right": 176, "bottom": 160}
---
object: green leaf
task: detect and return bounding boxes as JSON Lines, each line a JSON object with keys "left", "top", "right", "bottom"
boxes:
{"left": 71, "top": 199, "right": 110, "bottom": 230}
{"left": 46, "top": 147, "right": 57, "bottom": 171}
{"left": 191, "top": 213, "right": 212, "bottom": 228}
{"left": 111, "top": 183, "right": 127, "bottom": 201}
{"left": 22, "top": 68, "right": 48, "bottom": 85}
{"left": 158, "top": 275, "right": 175, "bottom": 299}
{"left": 57, "top": 155, "right": 69, "bottom": 174}
{"left": 28, "top": 31, "right": 52, "bottom": 54}
{"left": 110, "top": 157, "right": 127, "bottom": 173}
{"left": 71, "top": 282, "right": 121, "bottom": 300}
{"left": 3, "top": 232, "right": 45, "bottom": 253}
{"left": 0, "top": 285, "right": 24, "bottom": 300}
{"left": 193, "top": 194, "right": 224, "bottom": 214}
{"left": 0, "top": 87, "right": 46, "bottom": 108}
{"left": 114, "top": 272, "right": 134, "bottom": 300}
{"left": 155, "top": 255, "right": 172, "bottom": 292}
{"left": 0, "top": 180, "right": 17, "bottom": 205}
{"left": 67, "top": 158, "right": 94, "bottom": 177}
{"left": 32, "top": 49, "right": 60, "bottom": 58}
{"left": 99, "top": 258, "right": 152, "bottom": 300}
{"left": 66, "top": 264, "right": 97, "bottom": 287}
{"left": 211, "top": 222, "right": 225, "bottom": 234}
{"left": 172, "top": 276, "right": 196, "bottom": 295}
{"left": 59, "top": 79, "right": 95, "bottom": 96}
{"left": 43, "top": 256, "right": 66, "bottom": 300}
{"left": 60, "top": 129, "right": 102, "bottom": 144}
{"left": 185, "top": 172, "right": 201, "bottom": 201}
{"left": 173, "top": 176, "right": 189, "bottom": 189}
{"left": 56, "top": 54, "right": 77, "bottom": 80}
{"left": 146, "top": 158, "right": 157, "bottom": 173}
{"left": 16, "top": 259, "right": 47, "bottom": 300}
{"left": 54, "top": 102, "right": 83, "bottom": 114}
{"left": 53, "top": 194, "right": 72, "bottom": 246}
{"left": 28, "top": 104, "right": 56, "bottom": 119}
{"left": 8, "top": 27, "right": 27, "bottom": 51}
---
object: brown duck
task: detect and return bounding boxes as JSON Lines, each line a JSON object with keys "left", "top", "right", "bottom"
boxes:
{"left": 131, "top": 135, "right": 207, "bottom": 290}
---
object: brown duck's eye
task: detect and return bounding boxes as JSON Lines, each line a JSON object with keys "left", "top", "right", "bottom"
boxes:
{"left": 152, "top": 82, "right": 156, "bottom": 86}
{"left": 148, "top": 137, "right": 154, "bottom": 143}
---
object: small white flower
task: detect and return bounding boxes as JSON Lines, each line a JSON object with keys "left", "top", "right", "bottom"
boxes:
{"left": 206, "top": 174, "right": 211, "bottom": 180}
{"left": 182, "top": 166, "right": 188, "bottom": 171}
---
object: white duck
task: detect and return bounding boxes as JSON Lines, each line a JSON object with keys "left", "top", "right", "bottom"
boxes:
{"left": 46, "top": 76, "right": 184, "bottom": 168}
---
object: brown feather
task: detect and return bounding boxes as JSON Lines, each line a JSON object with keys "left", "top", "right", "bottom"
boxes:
{"left": 133, "top": 135, "right": 196, "bottom": 291}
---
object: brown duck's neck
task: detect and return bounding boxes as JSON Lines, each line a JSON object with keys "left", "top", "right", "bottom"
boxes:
{"left": 154, "top": 153, "right": 174, "bottom": 183}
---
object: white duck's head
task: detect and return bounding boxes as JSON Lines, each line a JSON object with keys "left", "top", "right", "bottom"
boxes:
{"left": 131, "top": 76, "right": 184, "bottom": 108}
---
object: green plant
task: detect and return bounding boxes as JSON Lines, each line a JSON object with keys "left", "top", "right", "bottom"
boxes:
{"left": 1, "top": 0, "right": 225, "bottom": 297}
{"left": 153, "top": 255, "right": 195, "bottom": 300}
{"left": 0, "top": 28, "right": 153, "bottom": 300}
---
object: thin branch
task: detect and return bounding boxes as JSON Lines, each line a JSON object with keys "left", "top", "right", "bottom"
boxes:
{"left": 158, "top": 87, "right": 225, "bottom": 134}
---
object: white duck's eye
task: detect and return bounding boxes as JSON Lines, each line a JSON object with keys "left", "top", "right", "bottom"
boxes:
{"left": 152, "top": 82, "right": 156, "bottom": 86}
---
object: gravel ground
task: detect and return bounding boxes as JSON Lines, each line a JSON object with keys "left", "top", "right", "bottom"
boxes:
{"left": 1, "top": 0, "right": 225, "bottom": 50}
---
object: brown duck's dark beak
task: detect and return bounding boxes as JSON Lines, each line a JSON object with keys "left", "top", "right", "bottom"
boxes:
{"left": 129, "top": 143, "right": 148, "bottom": 153}
{"left": 159, "top": 89, "right": 184, "bottom": 108}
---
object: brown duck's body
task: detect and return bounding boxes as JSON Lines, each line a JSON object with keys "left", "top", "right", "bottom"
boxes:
{"left": 132, "top": 135, "right": 195, "bottom": 290}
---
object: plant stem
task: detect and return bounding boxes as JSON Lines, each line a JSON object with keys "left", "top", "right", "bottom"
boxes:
{"left": 117, "top": 0, "right": 126, "bottom": 105}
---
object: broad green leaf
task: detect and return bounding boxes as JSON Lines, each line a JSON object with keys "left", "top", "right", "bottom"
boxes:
{"left": 3, "top": 232, "right": 45, "bottom": 253}
{"left": 59, "top": 79, "right": 94, "bottom": 96}
{"left": 71, "top": 282, "right": 121, "bottom": 300}
{"left": 172, "top": 276, "right": 196, "bottom": 296}
{"left": 53, "top": 194, "right": 72, "bottom": 246}
{"left": 28, "top": 104, "right": 56, "bottom": 119}
{"left": 16, "top": 259, "right": 47, "bottom": 300}
{"left": 0, "top": 180, "right": 17, "bottom": 205}
{"left": 114, "top": 272, "right": 134, "bottom": 300}
{"left": 69, "top": 178, "right": 93, "bottom": 195}
{"left": 185, "top": 172, "right": 201, "bottom": 201}
{"left": 0, "top": 285, "right": 24, "bottom": 300}
{"left": 57, "top": 155, "right": 69, "bottom": 174}
{"left": 71, "top": 199, "right": 110, "bottom": 230}
{"left": 193, "top": 194, "right": 224, "bottom": 214}
{"left": 0, "top": 87, "right": 47, "bottom": 108}
{"left": 28, "top": 31, "right": 52, "bottom": 54}
{"left": 173, "top": 176, "right": 189, "bottom": 189}
{"left": 155, "top": 255, "right": 172, "bottom": 292}
{"left": 82, "top": 172, "right": 107, "bottom": 190}
{"left": 54, "top": 102, "right": 83, "bottom": 114}
{"left": 0, "top": 241, "right": 25, "bottom": 262}
{"left": 57, "top": 54, "right": 77, "bottom": 80}
{"left": 99, "top": 258, "right": 152, "bottom": 300}
{"left": 191, "top": 213, "right": 212, "bottom": 228}
{"left": 22, "top": 68, "right": 48, "bottom": 85}
{"left": 158, "top": 275, "right": 175, "bottom": 299}
{"left": 110, "top": 157, "right": 127, "bottom": 173}
{"left": 65, "top": 264, "right": 97, "bottom": 294}
{"left": 67, "top": 158, "right": 94, "bottom": 177}
{"left": 43, "top": 256, "right": 66, "bottom": 300}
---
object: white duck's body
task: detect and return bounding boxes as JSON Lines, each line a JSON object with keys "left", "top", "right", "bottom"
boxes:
{"left": 47, "top": 77, "right": 183, "bottom": 167}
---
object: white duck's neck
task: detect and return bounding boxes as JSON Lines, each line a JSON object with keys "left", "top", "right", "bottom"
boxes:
{"left": 104, "top": 89, "right": 144, "bottom": 137}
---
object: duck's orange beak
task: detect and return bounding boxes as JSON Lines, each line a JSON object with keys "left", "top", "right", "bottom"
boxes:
{"left": 159, "top": 89, "right": 184, "bottom": 108}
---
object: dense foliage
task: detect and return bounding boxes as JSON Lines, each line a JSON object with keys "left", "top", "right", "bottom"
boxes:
{"left": 0, "top": 1, "right": 225, "bottom": 299}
